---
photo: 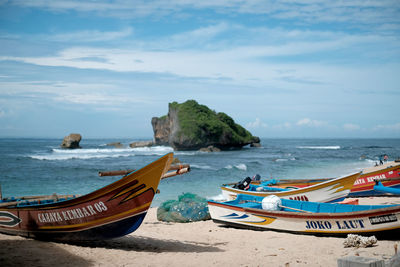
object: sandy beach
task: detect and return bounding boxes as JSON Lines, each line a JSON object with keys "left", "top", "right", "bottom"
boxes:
{"left": 1, "top": 197, "right": 399, "bottom": 267}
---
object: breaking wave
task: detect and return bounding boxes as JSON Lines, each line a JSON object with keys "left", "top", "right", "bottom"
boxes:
{"left": 190, "top": 164, "right": 216, "bottom": 170}
{"left": 29, "top": 146, "right": 173, "bottom": 161}
{"left": 224, "top": 163, "right": 247, "bottom": 171}
{"left": 297, "top": 146, "right": 341, "bottom": 150}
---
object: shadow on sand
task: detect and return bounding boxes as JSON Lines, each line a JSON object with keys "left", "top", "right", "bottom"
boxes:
{"left": 0, "top": 239, "right": 93, "bottom": 267}
{"left": 0, "top": 233, "right": 225, "bottom": 267}
{"left": 66, "top": 235, "right": 226, "bottom": 253}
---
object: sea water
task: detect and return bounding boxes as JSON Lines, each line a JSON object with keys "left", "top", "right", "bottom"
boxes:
{"left": 1, "top": 138, "right": 399, "bottom": 207}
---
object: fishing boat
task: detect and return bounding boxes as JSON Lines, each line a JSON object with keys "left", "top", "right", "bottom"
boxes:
{"left": 221, "top": 172, "right": 361, "bottom": 203}
{"left": 374, "top": 181, "right": 400, "bottom": 195}
{"left": 208, "top": 194, "right": 400, "bottom": 237}
{"left": 226, "top": 160, "right": 400, "bottom": 198}
{"left": 0, "top": 153, "right": 174, "bottom": 241}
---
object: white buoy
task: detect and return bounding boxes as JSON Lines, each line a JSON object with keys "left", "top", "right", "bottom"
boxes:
{"left": 261, "top": 195, "right": 281, "bottom": 210}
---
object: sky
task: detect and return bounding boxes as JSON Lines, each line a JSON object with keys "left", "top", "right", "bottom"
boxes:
{"left": 0, "top": 0, "right": 399, "bottom": 139}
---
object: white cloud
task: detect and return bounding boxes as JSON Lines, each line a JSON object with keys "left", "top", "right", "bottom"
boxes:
{"left": 246, "top": 118, "right": 268, "bottom": 128}
{"left": 0, "top": 14, "right": 398, "bottom": 90}
{"left": 1, "top": 31, "right": 395, "bottom": 90}
{"left": 272, "top": 122, "right": 292, "bottom": 129}
{"left": 0, "top": 80, "right": 153, "bottom": 109}
{"left": 373, "top": 123, "right": 400, "bottom": 131}
{"left": 343, "top": 123, "right": 360, "bottom": 131}
{"left": 296, "top": 118, "right": 327, "bottom": 127}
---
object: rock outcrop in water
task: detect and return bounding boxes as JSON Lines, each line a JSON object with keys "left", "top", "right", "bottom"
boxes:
{"left": 151, "top": 100, "right": 260, "bottom": 151}
{"left": 106, "top": 142, "right": 124, "bottom": 148}
{"left": 129, "top": 140, "right": 154, "bottom": 148}
{"left": 60, "top": 133, "right": 82, "bottom": 149}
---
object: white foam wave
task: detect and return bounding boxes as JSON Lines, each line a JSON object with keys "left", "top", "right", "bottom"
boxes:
{"left": 30, "top": 146, "right": 173, "bottom": 161}
{"left": 130, "top": 146, "right": 173, "bottom": 154}
{"left": 30, "top": 153, "right": 133, "bottom": 161}
{"left": 190, "top": 164, "right": 215, "bottom": 170}
{"left": 297, "top": 146, "right": 341, "bottom": 150}
{"left": 274, "top": 157, "right": 296, "bottom": 162}
{"left": 207, "top": 193, "right": 228, "bottom": 202}
{"left": 224, "top": 163, "right": 247, "bottom": 170}
{"left": 52, "top": 148, "right": 129, "bottom": 154}
{"left": 174, "top": 151, "right": 197, "bottom": 156}
{"left": 235, "top": 163, "right": 247, "bottom": 171}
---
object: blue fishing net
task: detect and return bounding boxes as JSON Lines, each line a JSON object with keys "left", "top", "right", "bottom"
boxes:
{"left": 157, "top": 193, "right": 211, "bottom": 223}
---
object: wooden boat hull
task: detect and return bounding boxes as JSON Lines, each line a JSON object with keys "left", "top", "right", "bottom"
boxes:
{"left": 0, "top": 153, "right": 174, "bottom": 241}
{"left": 374, "top": 182, "right": 400, "bottom": 195}
{"left": 208, "top": 196, "right": 400, "bottom": 237}
{"left": 350, "top": 162, "right": 400, "bottom": 196}
{"left": 235, "top": 161, "right": 400, "bottom": 198}
{"left": 221, "top": 172, "right": 361, "bottom": 203}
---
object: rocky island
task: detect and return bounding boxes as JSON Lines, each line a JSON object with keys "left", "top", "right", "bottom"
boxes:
{"left": 151, "top": 100, "right": 260, "bottom": 151}
{"left": 60, "top": 133, "right": 82, "bottom": 149}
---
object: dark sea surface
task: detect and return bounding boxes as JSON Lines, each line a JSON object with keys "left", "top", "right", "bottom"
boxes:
{"left": 1, "top": 138, "right": 399, "bottom": 206}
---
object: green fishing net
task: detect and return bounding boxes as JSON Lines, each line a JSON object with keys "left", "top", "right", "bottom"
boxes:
{"left": 157, "top": 193, "right": 211, "bottom": 223}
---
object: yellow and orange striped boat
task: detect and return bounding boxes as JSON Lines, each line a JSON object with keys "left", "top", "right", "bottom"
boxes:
{"left": 0, "top": 153, "right": 173, "bottom": 241}
{"left": 221, "top": 172, "right": 361, "bottom": 203}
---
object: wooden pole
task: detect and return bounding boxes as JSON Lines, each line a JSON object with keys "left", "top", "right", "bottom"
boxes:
{"left": 161, "top": 167, "right": 190, "bottom": 179}
{"left": 98, "top": 164, "right": 190, "bottom": 177}
{"left": 168, "top": 164, "right": 190, "bottom": 171}
{"left": 278, "top": 204, "right": 311, "bottom": 213}
{"left": 98, "top": 169, "right": 135, "bottom": 177}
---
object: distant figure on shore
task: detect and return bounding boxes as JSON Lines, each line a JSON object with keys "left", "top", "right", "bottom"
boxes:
{"left": 384, "top": 154, "right": 388, "bottom": 162}
{"left": 378, "top": 155, "right": 384, "bottom": 165}
{"left": 378, "top": 154, "right": 389, "bottom": 165}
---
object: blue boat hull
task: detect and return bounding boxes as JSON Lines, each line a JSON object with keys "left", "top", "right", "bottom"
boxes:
{"left": 350, "top": 183, "right": 400, "bottom": 197}
{"left": 373, "top": 182, "right": 400, "bottom": 196}
{"left": 0, "top": 212, "right": 147, "bottom": 241}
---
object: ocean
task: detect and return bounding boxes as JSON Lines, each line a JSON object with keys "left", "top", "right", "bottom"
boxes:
{"left": 1, "top": 138, "right": 399, "bottom": 207}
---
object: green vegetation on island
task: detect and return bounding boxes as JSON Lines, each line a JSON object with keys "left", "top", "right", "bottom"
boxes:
{"left": 152, "top": 100, "right": 260, "bottom": 151}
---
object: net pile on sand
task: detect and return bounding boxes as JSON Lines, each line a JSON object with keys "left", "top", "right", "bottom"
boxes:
{"left": 157, "top": 193, "right": 210, "bottom": 223}
{"left": 343, "top": 234, "right": 377, "bottom": 248}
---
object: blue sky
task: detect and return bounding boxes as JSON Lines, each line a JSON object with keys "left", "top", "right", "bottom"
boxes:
{"left": 0, "top": 0, "right": 399, "bottom": 139}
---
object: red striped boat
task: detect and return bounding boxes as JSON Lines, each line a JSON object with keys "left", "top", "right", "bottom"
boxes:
{"left": 221, "top": 172, "right": 361, "bottom": 203}
{"left": 224, "top": 161, "right": 400, "bottom": 198}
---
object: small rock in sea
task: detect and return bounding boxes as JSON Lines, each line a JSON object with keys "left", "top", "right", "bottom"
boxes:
{"left": 129, "top": 140, "right": 154, "bottom": 148}
{"left": 60, "top": 133, "right": 82, "bottom": 149}
{"left": 199, "top": 145, "right": 221, "bottom": 152}
{"left": 106, "top": 142, "right": 124, "bottom": 148}
{"left": 251, "top": 142, "right": 261, "bottom": 147}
